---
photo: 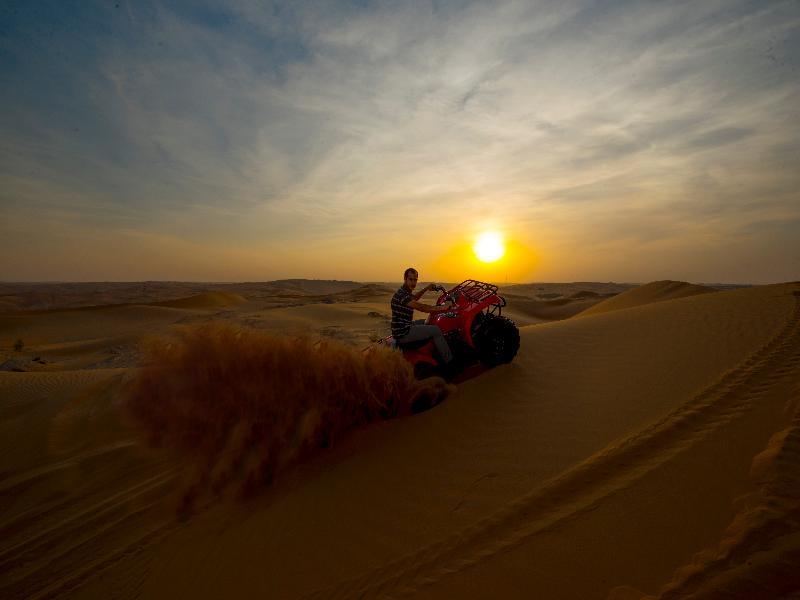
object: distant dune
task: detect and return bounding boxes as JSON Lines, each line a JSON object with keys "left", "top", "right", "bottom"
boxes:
{"left": 150, "top": 291, "right": 248, "bottom": 309}
{"left": 504, "top": 281, "right": 636, "bottom": 298}
{"left": 502, "top": 293, "right": 607, "bottom": 321}
{"left": 578, "top": 279, "right": 716, "bottom": 318}
{"left": 0, "top": 279, "right": 366, "bottom": 311}
{"left": 343, "top": 283, "right": 396, "bottom": 299}
{"left": 262, "top": 278, "right": 364, "bottom": 296}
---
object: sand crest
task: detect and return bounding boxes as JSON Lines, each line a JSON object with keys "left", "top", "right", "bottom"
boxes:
{"left": 578, "top": 280, "right": 717, "bottom": 318}
{"left": 150, "top": 292, "right": 248, "bottom": 309}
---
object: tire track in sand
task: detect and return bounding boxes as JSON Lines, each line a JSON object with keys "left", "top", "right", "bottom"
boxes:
{"left": 0, "top": 439, "right": 138, "bottom": 495}
{"left": 306, "top": 288, "right": 800, "bottom": 599}
{"left": 655, "top": 398, "right": 800, "bottom": 599}
{"left": 0, "top": 468, "right": 178, "bottom": 600}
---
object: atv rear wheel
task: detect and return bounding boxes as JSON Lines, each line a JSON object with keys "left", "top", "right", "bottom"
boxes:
{"left": 475, "top": 315, "right": 520, "bottom": 367}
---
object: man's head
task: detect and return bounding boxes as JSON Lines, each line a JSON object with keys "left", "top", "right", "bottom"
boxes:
{"left": 403, "top": 267, "right": 418, "bottom": 290}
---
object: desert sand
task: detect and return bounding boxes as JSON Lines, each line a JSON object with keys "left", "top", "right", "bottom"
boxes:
{"left": 1, "top": 279, "right": 799, "bottom": 599}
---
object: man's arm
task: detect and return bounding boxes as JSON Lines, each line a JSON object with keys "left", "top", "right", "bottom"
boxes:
{"left": 412, "top": 283, "right": 433, "bottom": 301}
{"left": 407, "top": 299, "right": 454, "bottom": 313}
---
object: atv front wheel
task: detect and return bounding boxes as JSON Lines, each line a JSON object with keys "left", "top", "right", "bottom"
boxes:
{"left": 475, "top": 315, "right": 520, "bottom": 367}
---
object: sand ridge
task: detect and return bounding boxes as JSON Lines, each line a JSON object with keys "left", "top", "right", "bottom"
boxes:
{"left": 645, "top": 401, "right": 800, "bottom": 599}
{"left": 579, "top": 280, "right": 716, "bottom": 318}
{"left": 0, "top": 368, "right": 178, "bottom": 600}
{"left": 149, "top": 291, "right": 248, "bottom": 309}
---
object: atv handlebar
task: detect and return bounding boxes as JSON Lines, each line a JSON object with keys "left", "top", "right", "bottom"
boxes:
{"left": 436, "top": 289, "right": 461, "bottom": 307}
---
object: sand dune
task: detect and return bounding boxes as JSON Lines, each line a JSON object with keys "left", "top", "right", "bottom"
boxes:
{"left": 150, "top": 291, "right": 248, "bottom": 309}
{"left": 0, "top": 279, "right": 366, "bottom": 311}
{"left": 0, "top": 305, "right": 190, "bottom": 347}
{"left": 504, "top": 282, "right": 636, "bottom": 298}
{"left": 502, "top": 292, "right": 607, "bottom": 322}
{"left": 645, "top": 401, "right": 800, "bottom": 599}
{"left": 499, "top": 282, "right": 643, "bottom": 323}
{"left": 1, "top": 281, "right": 799, "bottom": 599}
{"left": 579, "top": 280, "right": 716, "bottom": 318}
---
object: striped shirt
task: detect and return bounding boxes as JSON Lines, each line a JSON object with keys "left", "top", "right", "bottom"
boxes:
{"left": 390, "top": 286, "right": 414, "bottom": 337}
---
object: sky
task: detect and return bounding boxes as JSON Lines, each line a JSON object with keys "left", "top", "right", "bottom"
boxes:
{"left": 1, "top": 0, "right": 798, "bottom": 284}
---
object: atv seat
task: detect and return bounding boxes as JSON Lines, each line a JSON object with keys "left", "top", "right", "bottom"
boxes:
{"left": 395, "top": 338, "right": 432, "bottom": 351}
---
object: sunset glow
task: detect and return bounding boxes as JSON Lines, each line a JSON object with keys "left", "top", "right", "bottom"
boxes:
{"left": 0, "top": 1, "right": 797, "bottom": 283}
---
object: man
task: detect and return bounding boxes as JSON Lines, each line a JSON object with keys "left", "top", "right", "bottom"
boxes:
{"left": 391, "top": 267, "right": 454, "bottom": 364}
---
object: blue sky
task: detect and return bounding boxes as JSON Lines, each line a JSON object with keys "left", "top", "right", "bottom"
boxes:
{"left": 1, "top": 0, "right": 798, "bottom": 282}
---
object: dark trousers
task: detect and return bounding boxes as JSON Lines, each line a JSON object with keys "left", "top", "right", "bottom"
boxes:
{"left": 397, "top": 321, "right": 453, "bottom": 363}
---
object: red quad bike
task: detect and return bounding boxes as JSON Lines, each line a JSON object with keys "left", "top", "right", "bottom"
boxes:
{"left": 382, "top": 280, "right": 520, "bottom": 380}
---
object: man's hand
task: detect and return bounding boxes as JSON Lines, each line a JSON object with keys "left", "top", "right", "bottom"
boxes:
{"left": 436, "top": 300, "right": 457, "bottom": 312}
{"left": 408, "top": 297, "right": 457, "bottom": 313}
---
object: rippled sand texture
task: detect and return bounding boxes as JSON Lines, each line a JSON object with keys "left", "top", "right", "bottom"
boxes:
{"left": 1, "top": 280, "right": 798, "bottom": 599}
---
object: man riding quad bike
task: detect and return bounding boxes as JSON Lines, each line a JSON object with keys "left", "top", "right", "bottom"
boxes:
{"left": 384, "top": 268, "right": 520, "bottom": 380}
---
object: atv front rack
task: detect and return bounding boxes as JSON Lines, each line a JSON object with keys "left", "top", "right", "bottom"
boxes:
{"left": 451, "top": 279, "right": 500, "bottom": 304}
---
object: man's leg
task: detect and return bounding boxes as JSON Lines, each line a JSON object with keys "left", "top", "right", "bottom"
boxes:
{"left": 429, "top": 327, "right": 453, "bottom": 363}
{"left": 399, "top": 324, "right": 453, "bottom": 363}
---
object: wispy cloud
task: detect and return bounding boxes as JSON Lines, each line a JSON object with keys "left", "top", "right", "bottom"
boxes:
{"left": 1, "top": 0, "right": 798, "bottom": 281}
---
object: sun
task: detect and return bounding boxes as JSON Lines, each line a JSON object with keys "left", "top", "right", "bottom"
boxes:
{"left": 473, "top": 232, "right": 505, "bottom": 263}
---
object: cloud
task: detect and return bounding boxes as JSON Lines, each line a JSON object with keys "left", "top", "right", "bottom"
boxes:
{"left": 0, "top": 0, "right": 798, "bottom": 281}
{"left": 683, "top": 127, "right": 754, "bottom": 151}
